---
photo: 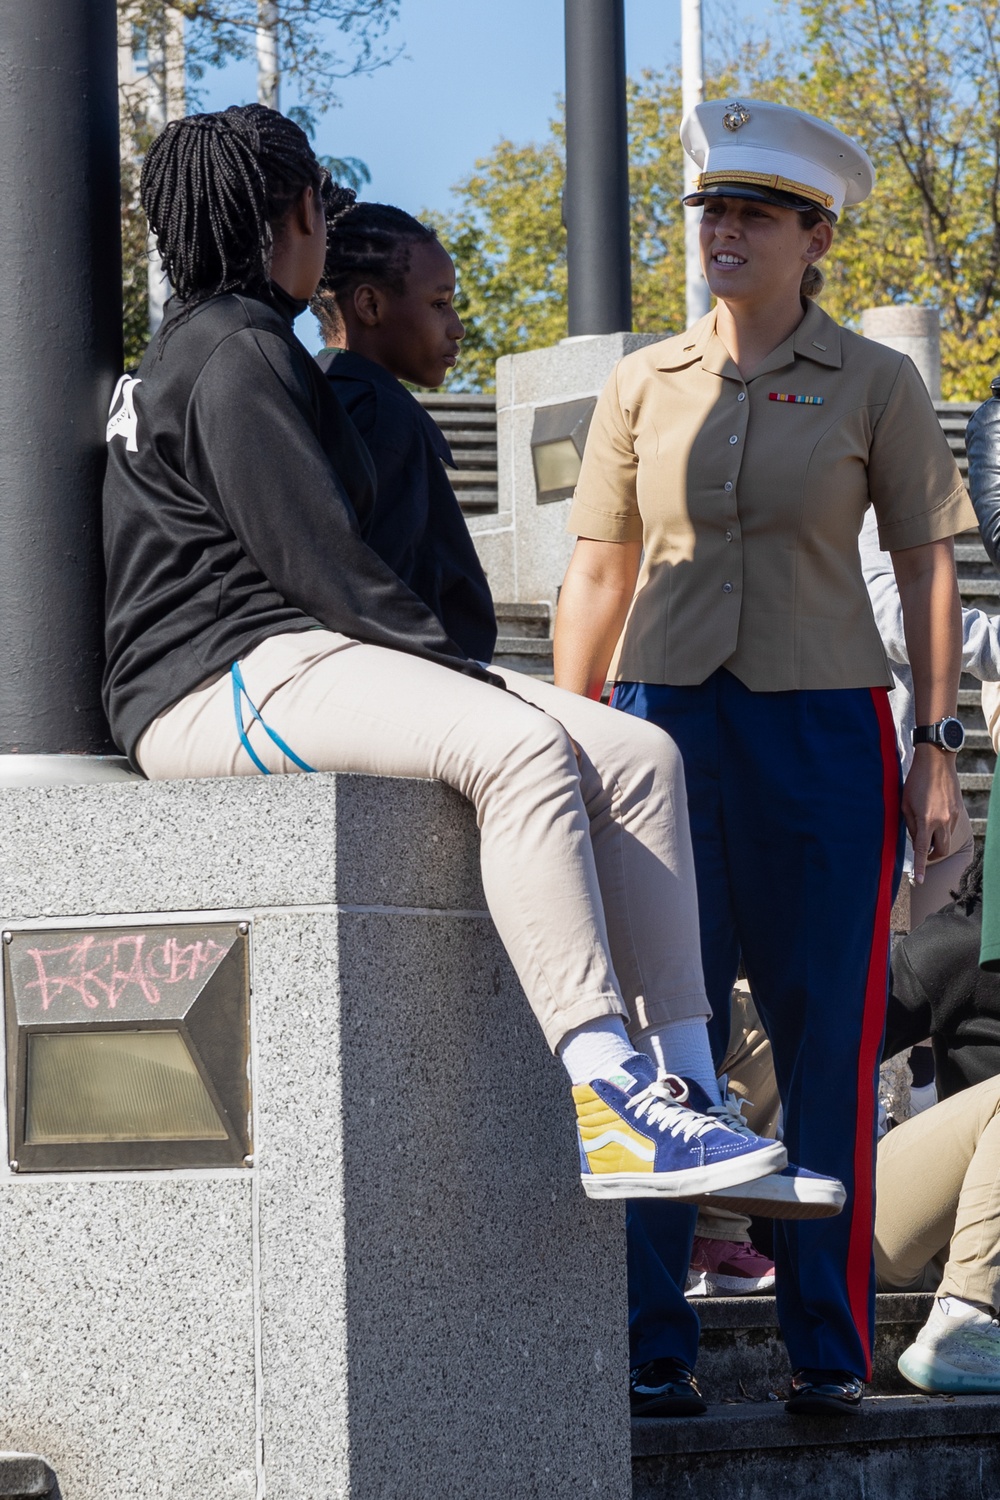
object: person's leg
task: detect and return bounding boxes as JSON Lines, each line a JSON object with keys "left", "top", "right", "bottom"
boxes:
{"left": 718, "top": 984, "right": 783, "bottom": 1141}
{"left": 612, "top": 676, "right": 740, "bottom": 1064}
{"left": 140, "top": 634, "right": 781, "bottom": 1209}
{"left": 885, "top": 1079, "right": 1000, "bottom": 1392}
{"left": 487, "top": 668, "right": 712, "bottom": 1050}
{"left": 612, "top": 674, "right": 741, "bottom": 1385}
{"left": 936, "top": 1082, "right": 1000, "bottom": 1309}
{"left": 627, "top": 1199, "right": 700, "bottom": 1371}
{"left": 139, "top": 631, "right": 630, "bottom": 1048}
{"left": 717, "top": 672, "right": 903, "bottom": 1383}
{"left": 875, "top": 1076, "right": 1000, "bottom": 1297}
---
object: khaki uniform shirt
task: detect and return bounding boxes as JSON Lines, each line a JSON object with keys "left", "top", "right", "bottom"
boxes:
{"left": 567, "top": 300, "right": 975, "bottom": 691}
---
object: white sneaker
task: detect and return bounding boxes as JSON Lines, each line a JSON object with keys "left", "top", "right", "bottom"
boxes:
{"left": 898, "top": 1296, "right": 1000, "bottom": 1393}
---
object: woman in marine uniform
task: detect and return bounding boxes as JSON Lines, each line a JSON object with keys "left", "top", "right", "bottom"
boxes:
{"left": 554, "top": 98, "right": 976, "bottom": 1415}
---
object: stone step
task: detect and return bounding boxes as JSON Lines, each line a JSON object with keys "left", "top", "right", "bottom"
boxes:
{"left": 959, "top": 575, "right": 1000, "bottom": 601}
{"left": 494, "top": 601, "right": 551, "bottom": 639}
{"left": 632, "top": 1393, "right": 1000, "bottom": 1500}
{"left": 962, "top": 728, "right": 992, "bottom": 752}
{"left": 692, "top": 1292, "right": 930, "bottom": 1402}
{"left": 0, "top": 1453, "right": 59, "bottom": 1497}
{"left": 961, "top": 772, "right": 994, "bottom": 793}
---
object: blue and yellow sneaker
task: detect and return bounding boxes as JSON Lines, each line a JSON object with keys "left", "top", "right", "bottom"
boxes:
{"left": 689, "top": 1091, "right": 846, "bottom": 1219}
{"left": 573, "top": 1056, "right": 787, "bottom": 1200}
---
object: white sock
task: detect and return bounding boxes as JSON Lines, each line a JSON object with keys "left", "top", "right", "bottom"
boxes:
{"left": 557, "top": 1015, "right": 638, "bottom": 1086}
{"left": 634, "top": 1017, "right": 723, "bottom": 1105}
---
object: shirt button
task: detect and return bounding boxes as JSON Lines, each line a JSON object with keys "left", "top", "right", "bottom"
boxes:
{"left": 724, "top": 481, "right": 734, "bottom": 492}
{"left": 738, "top": 392, "right": 746, "bottom": 402}
{"left": 722, "top": 582, "right": 733, "bottom": 594}
{"left": 725, "top": 530, "right": 733, "bottom": 542}
{"left": 729, "top": 434, "right": 739, "bottom": 445}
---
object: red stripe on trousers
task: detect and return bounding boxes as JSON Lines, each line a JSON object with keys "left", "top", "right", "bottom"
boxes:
{"left": 846, "top": 687, "right": 900, "bottom": 1379}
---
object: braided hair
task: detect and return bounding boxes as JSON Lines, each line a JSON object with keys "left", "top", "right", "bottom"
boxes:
{"left": 140, "top": 103, "right": 345, "bottom": 326}
{"left": 311, "top": 202, "right": 439, "bottom": 342}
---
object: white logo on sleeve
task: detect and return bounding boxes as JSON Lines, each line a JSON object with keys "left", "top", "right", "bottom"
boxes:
{"left": 106, "top": 374, "right": 141, "bottom": 452}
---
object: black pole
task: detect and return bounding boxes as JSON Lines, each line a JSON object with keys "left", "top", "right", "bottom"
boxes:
{"left": 564, "top": 0, "right": 632, "bottom": 336}
{"left": 0, "top": 0, "right": 121, "bottom": 754}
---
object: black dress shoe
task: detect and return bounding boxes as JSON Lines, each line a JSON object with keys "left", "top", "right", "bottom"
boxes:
{"left": 786, "top": 1368, "right": 864, "bottom": 1414}
{"left": 630, "top": 1358, "right": 707, "bottom": 1418}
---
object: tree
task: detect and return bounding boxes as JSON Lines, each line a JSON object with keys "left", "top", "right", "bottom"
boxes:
{"left": 118, "top": 0, "right": 393, "bottom": 363}
{"left": 120, "top": 1, "right": 400, "bottom": 134}
{"left": 433, "top": 3, "right": 1000, "bottom": 398}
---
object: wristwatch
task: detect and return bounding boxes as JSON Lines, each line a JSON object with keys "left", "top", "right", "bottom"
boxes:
{"left": 912, "top": 717, "right": 965, "bottom": 752}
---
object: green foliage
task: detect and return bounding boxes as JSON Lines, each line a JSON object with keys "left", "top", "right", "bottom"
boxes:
{"left": 118, "top": 0, "right": 387, "bottom": 364}
{"left": 432, "top": 1, "right": 1000, "bottom": 398}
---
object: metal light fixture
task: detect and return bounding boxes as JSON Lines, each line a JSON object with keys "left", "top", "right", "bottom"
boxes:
{"left": 530, "top": 397, "right": 597, "bottom": 503}
{"left": 4, "top": 921, "right": 251, "bottom": 1171}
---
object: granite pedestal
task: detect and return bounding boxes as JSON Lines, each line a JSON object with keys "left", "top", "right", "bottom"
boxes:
{"left": 470, "top": 332, "right": 660, "bottom": 607}
{"left": 0, "top": 774, "right": 629, "bottom": 1500}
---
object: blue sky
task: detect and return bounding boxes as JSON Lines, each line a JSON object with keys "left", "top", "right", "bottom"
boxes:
{"left": 200, "top": 0, "right": 776, "bottom": 348}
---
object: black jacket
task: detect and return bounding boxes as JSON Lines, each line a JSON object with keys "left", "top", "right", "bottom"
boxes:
{"left": 316, "top": 349, "right": 497, "bottom": 663}
{"left": 103, "top": 291, "right": 492, "bottom": 760}
{"left": 885, "top": 888, "right": 1000, "bottom": 1096}
{"left": 966, "top": 390, "right": 1000, "bottom": 571}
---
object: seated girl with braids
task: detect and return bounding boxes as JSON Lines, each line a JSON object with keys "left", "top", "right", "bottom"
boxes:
{"left": 103, "top": 106, "right": 803, "bottom": 1330}
{"left": 310, "top": 199, "right": 495, "bottom": 666}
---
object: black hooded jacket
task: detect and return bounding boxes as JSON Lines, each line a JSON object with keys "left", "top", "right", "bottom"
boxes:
{"left": 103, "top": 290, "right": 493, "bottom": 761}
{"left": 885, "top": 884, "right": 1000, "bottom": 1097}
{"left": 966, "top": 390, "right": 1000, "bottom": 571}
{"left": 316, "top": 349, "right": 497, "bottom": 663}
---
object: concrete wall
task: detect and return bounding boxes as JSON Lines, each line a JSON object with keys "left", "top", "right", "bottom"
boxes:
{"left": 471, "top": 332, "right": 661, "bottom": 606}
{"left": 0, "top": 775, "right": 630, "bottom": 1500}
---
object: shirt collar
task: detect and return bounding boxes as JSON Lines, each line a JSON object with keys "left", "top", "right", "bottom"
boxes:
{"left": 655, "top": 299, "right": 843, "bottom": 380}
{"left": 321, "top": 348, "right": 455, "bottom": 466}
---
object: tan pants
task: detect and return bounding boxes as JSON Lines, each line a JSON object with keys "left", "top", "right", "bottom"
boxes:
{"left": 875, "top": 1075, "right": 1000, "bottom": 1308}
{"left": 695, "top": 985, "right": 782, "bottom": 1241}
{"left": 137, "top": 630, "right": 710, "bottom": 1052}
{"left": 908, "top": 800, "right": 975, "bottom": 930}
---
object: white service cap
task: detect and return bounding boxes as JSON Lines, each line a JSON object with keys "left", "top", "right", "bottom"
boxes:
{"left": 680, "top": 98, "right": 875, "bottom": 220}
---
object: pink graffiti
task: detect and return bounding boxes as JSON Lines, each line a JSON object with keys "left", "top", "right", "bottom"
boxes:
{"left": 23, "top": 933, "right": 229, "bottom": 1012}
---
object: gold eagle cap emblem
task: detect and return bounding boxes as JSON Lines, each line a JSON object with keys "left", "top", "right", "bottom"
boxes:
{"left": 723, "top": 101, "right": 751, "bottom": 132}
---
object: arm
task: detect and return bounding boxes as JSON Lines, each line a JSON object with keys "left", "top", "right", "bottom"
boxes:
{"left": 891, "top": 538, "right": 964, "bottom": 881}
{"left": 960, "top": 604, "right": 1000, "bottom": 682}
{"left": 965, "top": 395, "right": 1000, "bottom": 573}
{"left": 191, "top": 328, "right": 476, "bottom": 669}
{"left": 859, "top": 509, "right": 909, "bottom": 664}
{"left": 553, "top": 538, "right": 642, "bottom": 698}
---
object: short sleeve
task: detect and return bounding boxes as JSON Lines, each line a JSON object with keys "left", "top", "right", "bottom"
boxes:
{"left": 869, "top": 356, "right": 976, "bottom": 551}
{"left": 566, "top": 363, "right": 644, "bottom": 543}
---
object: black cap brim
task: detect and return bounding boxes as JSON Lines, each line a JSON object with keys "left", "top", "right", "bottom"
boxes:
{"left": 682, "top": 183, "right": 836, "bottom": 219}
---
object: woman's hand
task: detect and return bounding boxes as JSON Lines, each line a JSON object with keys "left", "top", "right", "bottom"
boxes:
{"left": 902, "top": 743, "right": 962, "bottom": 883}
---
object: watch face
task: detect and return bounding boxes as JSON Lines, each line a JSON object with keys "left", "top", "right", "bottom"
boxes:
{"left": 941, "top": 718, "right": 965, "bottom": 750}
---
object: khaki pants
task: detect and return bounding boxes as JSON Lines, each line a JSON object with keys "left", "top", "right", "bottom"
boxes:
{"left": 695, "top": 985, "right": 782, "bottom": 1242}
{"left": 907, "top": 801, "right": 975, "bottom": 930}
{"left": 875, "top": 1074, "right": 1000, "bottom": 1308}
{"left": 137, "top": 630, "right": 710, "bottom": 1052}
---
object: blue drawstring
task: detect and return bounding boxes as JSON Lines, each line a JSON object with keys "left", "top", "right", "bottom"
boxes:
{"left": 231, "top": 661, "right": 316, "bottom": 775}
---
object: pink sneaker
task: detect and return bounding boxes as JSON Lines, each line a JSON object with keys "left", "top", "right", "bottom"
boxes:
{"left": 685, "top": 1235, "right": 776, "bottom": 1297}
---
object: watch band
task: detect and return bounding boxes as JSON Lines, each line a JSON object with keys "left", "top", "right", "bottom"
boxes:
{"left": 912, "top": 717, "right": 965, "bottom": 752}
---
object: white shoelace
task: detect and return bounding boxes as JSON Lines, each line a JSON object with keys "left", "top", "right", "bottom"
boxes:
{"left": 628, "top": 1078, "right": 724, "bottom": 1143}
{"left": 707, "top": 1091, "right": 756, "bottom": 1139}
